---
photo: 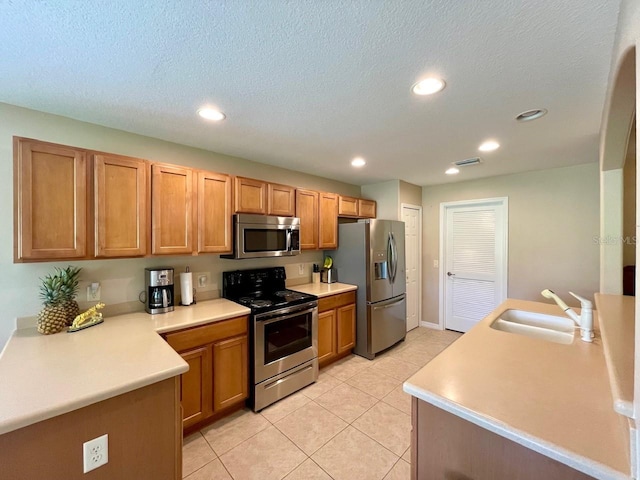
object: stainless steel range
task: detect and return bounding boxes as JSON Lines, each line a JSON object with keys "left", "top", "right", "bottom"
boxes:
{"left": 222, "top": 267, "right": 318, "bottom": 411}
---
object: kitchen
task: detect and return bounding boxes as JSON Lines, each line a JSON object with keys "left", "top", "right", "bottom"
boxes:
{"left": 0, "top": 1, "right": 638, "bottom": 479}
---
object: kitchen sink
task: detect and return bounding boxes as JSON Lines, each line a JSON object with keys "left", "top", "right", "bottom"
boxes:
{"left": 490, "top": 309, "right": 576, "bottom": 345}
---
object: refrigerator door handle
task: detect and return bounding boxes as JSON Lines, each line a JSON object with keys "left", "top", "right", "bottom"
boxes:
{"left": 390, "top": 232, "right": 398, "bottom": 283}
{"left": 371, "top": 296, "right": 405, "bottom": 310}
{"left": 387, "top": 232, "right": 394, "bottom": 284}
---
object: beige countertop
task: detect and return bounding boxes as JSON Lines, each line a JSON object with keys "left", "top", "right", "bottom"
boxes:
{"left": 0, "top": 298, "right": 250, "bottom": 436}
{"left": 595, "top": 294, "right": 635, "bottom": 418}
{"left": 290, "top": 282, "right": 357, "bottom": 297}
{"left": 404, "top": 298, "right": 630, "bottom": 480}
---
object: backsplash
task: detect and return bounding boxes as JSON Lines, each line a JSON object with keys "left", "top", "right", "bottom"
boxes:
{"left": 14, "top": 252, "right": 324, "bottom": 331}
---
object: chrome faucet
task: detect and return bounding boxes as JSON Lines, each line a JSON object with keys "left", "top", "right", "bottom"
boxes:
{"left": 541, "top": 289, "right": 594, "bottom": 343}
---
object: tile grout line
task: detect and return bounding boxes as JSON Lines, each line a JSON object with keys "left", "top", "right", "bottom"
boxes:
{"left": 185, "top": 329, "right": 459, "bottom": 480}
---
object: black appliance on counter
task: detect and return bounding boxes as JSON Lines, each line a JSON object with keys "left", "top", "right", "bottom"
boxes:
{"left": 222, "top": 267, "right": 318, "bottom": 411}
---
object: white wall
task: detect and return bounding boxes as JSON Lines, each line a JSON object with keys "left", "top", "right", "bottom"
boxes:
{"left": 0, "top": 103, "right": 361, "bottom": 350}
{"left": 602, "top": 0, "right": 640, "bottom": 472}
{"left": 422, "top": 163, "right": 600, "bottom": 326}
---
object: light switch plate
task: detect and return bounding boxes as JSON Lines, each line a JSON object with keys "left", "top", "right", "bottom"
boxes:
{"left": 83, "top": 434, "right": 108, "bottom": 473}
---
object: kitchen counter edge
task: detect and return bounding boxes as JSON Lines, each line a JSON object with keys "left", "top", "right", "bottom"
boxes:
{"left": 403, "top": 298, "right": 630, "bottom": 480}
{"left": 290, "top": 282, "right": 357, "bottom": 298}
{"left": 0, "top": 298, "right": 250, "bottom": 436}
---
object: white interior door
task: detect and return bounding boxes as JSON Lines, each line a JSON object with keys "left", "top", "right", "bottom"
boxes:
{"left": 402, "top": 204, "right": 421, "bottom": 331}
{"left": 441, "top": 198, "right": 508, "bottom": 332}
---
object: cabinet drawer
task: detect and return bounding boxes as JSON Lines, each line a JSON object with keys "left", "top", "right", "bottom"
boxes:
{"left": 318, "top": 291, "right": 356, "bottom": 312}
{"left": 164, "top": 316, "right": 248, "bottom": 352}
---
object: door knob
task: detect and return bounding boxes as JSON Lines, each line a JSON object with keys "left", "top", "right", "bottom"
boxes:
{"left": 447, "top": 272, "right": 455, "bottom": 277}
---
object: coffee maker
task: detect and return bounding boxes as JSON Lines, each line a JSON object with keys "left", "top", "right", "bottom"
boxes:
{"left": 145, "top": 267, "right": 175, "bottom": 314}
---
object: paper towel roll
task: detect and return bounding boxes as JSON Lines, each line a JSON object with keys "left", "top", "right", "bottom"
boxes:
{"left": 180, "top": 272, "right": 193, "bottom": 305}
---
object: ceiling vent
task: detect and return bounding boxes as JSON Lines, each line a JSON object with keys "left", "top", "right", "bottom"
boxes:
{"left": 453, "top": 157, "right": 482, "bottom": 167}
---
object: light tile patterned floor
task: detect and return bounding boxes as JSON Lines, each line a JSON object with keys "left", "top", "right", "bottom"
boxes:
{"left": 182, "top": 326, "right": 462, "bottom": 480}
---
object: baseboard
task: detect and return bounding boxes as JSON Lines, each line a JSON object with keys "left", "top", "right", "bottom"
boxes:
{"left": 420, "top": 321, "right": 443, "bottom": 330}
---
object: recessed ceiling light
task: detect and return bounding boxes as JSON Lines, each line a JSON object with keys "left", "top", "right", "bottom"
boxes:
{"left": 445, "top": 167, "right": 459, "bottom": 175}
{"left": 351, "top": 157, "right": 366, "bottom": 167}
{"left": 197, "top": 108, "right": 226, "bottom": 121}
{"left": 412, "top": 78, "right": 446, "bottom": 96}
{"left": 478, "top": 140, "right": 500, "bottom": 152}
{"left": 516, "top": 109, "right": 547, "bottom": 122}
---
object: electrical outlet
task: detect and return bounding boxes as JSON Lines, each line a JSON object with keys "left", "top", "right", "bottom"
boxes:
{"left": 433, "top": 260, "right": 439, "bottom": 268}
{"left": 298, "top": 264, "right": 304, "bottom": 275}
{"left": 86, "top": 283, "right": 101, "bottom": 301}
{"left": 194, "top": 272, "right": 215, "bottom": 291}
{"left": 83, "top": 434, "right": 108, "bottom": 473}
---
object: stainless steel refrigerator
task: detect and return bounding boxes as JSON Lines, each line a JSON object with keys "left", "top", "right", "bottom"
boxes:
{"left": 328, "top": 219, "right": 406, "bottom": 359}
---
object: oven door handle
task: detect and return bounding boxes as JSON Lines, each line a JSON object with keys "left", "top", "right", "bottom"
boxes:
{"left": 254, "top": 304, "right": 317, "bottom": 324}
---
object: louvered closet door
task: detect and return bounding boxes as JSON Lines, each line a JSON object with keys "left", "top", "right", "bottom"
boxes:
{"left": 444, "top": 200, "right": 507, "bottom": 332}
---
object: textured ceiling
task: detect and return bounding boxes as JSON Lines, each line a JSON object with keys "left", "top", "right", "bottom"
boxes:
{"left": 0, "top": 1, "right": 620, "bottom": 186}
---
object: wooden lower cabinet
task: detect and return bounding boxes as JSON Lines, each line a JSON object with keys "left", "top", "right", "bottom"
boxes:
{"left": 180, "top": 346, "right": 211, "bottom": 428}
{"left": 163, "top": 316, "right": 249, "bottom": 432}
{"left": 412, "top": 398, "right": 595, "bottom": 480}
{"left": 318, "top": 310, "right": 337, "bottom": 364}
{"left": 318, "top": 291, "right": 356, "bottom": 367}
{"left": 0, "top": 378, "right": 182, "bottom": 480}
{"left": 336, "top": 304, "right": 356, "bottom": 353}
{"left": 213, "top": 335, "right": 249, "bottom": 411}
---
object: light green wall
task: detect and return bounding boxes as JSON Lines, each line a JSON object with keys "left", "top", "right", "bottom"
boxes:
{"left": 422, "top": 163, "right": 600, "bottom": 325}
{"left": 361, "top": 179, "right": 422, "bottom": 220}
{"left": 0, "top": 103, "right": 361, "bottom": 349}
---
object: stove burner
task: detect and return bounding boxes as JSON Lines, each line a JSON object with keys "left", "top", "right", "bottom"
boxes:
{"left": 239, "top": 297, "right": 273, "bottom": 308}
{"left": 274, "top": 290, "right": 305, "bottom": 300}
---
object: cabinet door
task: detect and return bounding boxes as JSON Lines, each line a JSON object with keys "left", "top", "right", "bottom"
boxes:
{"left": 198, "top": 171, "right": 232, "bottom": 253}
{"left": 94, "top": 154, "right": 148, "bottom": 257}
{"left": 296, "top": 189, "right": 319, "bottom": 250}
{"left": 213, "top": 335, "right": 249, "bottom": 411}
{"left": 151, "top": 164, "right": 194, "bottom": 255}
{"left": 234, "top": 177, "right": 267, "bottom": 214}
{"left": 319, "top": 192, "right": 338, "bottom": 249}
{"left": 180, "top": 346, "right": 213, "bottom": 428}
{"left": 268, "top": 183, "right": 296, "bottom": 216}
{"left": 14, "top": 138, "right": 87, "bottom": 260}
{"left": 318, "top": 310, "right": 337, "bottom": 365}
{"left": 338, "top": 196, "right": 359, "bottom": 217}
{"left": 337, "top": 304, "right": 356, "bottom": 354}
{"left": 358, "top": 199, "right": 377, "bottom": 218}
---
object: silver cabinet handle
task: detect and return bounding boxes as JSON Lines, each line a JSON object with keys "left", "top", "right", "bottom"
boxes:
{"left": 447, "top": 272, "right": 455, "bottom": 277}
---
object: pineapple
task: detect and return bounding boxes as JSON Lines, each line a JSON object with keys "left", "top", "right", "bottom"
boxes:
{"left": 37, "top": 273, "right": 67, "bottom": 335}
{"left": 57, "top": 266, "right": 81, "bottom": 326}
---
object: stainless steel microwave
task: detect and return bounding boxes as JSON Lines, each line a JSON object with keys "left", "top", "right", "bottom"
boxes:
{"left": 222, "top": 214, "right": 301, "bottom": 259}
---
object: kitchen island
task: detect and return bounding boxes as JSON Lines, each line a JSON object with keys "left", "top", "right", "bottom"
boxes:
{"left": 403, "top": 299, "right": 630, "bottom": 480}
{"left": 0, "top": 298, "right": 250, "bottom": 480}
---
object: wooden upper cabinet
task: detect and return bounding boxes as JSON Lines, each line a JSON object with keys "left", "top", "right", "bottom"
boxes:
{"left": 319, "top": 192, "right": 338, "bottom": 249}
{"left": 296, "top": 189, "right": 319, "bottom": 249}
{"left": 358, "top": 199, "right": 377, "bottom": 218}
{"left": 234, "top": 176, "right": 267, "bottom": 214}
{"left": 94, "top": 154, "right": 148, "bottom": 257}
{"left": 268, "top": 183, "right": 296, "bottom": 217}
{"left": 198, "top": 171, "right": 232, "bottom": 254}
{"left": 151, "top": 164, "right": 194, "bottom": 255}
{"left": 338, "top": 196, "right": 359, "bottom": 217}
{"left": 14, "top": 138, "right": 88, "bottom": 261}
